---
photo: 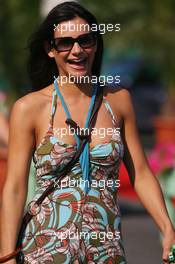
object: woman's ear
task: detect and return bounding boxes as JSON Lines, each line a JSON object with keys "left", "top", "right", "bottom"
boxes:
{"left": 44, "top": 41, "right": 55, "bottom": 58}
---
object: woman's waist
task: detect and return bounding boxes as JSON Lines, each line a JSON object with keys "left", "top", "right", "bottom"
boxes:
{"left": 35, "top": 172, "right": 121, "bottom": 192}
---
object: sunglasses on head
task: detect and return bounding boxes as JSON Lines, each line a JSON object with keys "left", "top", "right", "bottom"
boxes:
{"left": 50, "top": 32, "right": 97, "bottom": 52}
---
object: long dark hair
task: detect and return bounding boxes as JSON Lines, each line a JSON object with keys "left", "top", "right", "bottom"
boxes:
{"left": 27, "top": 1, "right": 104, "bottom": 90}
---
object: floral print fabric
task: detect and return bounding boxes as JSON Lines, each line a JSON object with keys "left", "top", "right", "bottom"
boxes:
{"left": 21, "top": 89, "right": 127, "bottom": 264}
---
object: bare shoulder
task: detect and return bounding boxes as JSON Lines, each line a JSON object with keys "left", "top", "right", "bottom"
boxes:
{"left": 11, "top": 91, "right": 39, "bottom": 122}
{"left": 103, "top": 86, "right": 134, "bottom": 120}
{"left": 10, "top": 86, "right": 52, "bottom": 129}
{"left": 12, "top": 91, "right": 38, "bottom": 113}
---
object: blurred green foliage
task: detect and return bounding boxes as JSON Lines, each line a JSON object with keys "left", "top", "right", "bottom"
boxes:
{"left": 82, "top": 0, "right": 175, "bottom": 90}
{"left": 0, "top": 0, "right": 41, "bottom": 97}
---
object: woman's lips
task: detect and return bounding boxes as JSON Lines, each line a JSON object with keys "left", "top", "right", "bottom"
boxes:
{"left": 67, "top": 58, "right": 87, "bottom": 70}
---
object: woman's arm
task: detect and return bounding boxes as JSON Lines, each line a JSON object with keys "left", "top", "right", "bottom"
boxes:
{"left": 0, "top": 113, "right": 9, "bottom": 146}
{"left": 0, "top": 96, "right": 35, "bottom": 261}
{"left": 114, "top": 88, "right": 175, "bottom": 263}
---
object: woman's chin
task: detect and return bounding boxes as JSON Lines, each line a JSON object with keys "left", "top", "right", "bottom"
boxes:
{"left": 67, "top": 69, "right": 90, "bottom": 81}
{"left": 69, "top": 73, "right": 90, "bottom": 85}
{"left": 59, "top": 65, "right": 92, "bottom": 84}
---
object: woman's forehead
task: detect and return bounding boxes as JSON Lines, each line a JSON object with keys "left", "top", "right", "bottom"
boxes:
{"left": 54, "top": 17, "right": 91, "bottom": 38}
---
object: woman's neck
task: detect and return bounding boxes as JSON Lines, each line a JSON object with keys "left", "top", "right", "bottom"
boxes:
{"left": 57, "top": 76, "right": 95, "bottom": 99}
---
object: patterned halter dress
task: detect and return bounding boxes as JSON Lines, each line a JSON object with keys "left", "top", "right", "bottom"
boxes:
{"left": 20, "top": 83, "right": 127, "bottom": 264}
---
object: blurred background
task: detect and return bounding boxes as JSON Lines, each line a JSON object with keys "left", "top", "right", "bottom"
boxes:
{"left": 0, "top": 0, "right": 175, "bottom": 263}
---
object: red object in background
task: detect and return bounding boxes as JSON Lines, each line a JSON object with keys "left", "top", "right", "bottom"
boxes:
{"left": 171, "top": 198, "right": 175, "bottom": 207}
{"left": 0, "top": 158, "right": 7, "bottom": 193}
{"left": 118, "top": 162, "right": 138, "bottom": 201}
{"left": 153, "top": 117, "right": 175, "bottom": 144}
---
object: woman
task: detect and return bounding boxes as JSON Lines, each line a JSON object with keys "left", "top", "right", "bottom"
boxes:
{"left": 0, "top": 2, "right": 175, "bottom": 264}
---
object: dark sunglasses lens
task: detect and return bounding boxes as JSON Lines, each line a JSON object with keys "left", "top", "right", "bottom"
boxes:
{"left": 79, "top": 33, "right": 96, "bottom": 48}
{"left": 54, "top": 38, "right": 73, "bottom": 51}
{"left": 53, "top": 33, "right": 96, "bottom": 51}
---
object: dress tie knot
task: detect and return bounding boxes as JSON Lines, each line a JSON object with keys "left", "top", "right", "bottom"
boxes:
{"left": 65, "top": 118, "right": 91, "bottom": 141}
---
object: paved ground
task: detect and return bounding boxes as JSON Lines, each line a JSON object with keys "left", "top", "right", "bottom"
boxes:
{"left": 120, "top": 200, "right": 162, "bottom": 264}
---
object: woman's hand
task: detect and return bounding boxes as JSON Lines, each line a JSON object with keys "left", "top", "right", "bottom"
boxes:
{"left": 0, "top": 256, "right": 17, "bottom": 264}
{"left": 162, "top": 227, "right": 175, "bottom": 263}
{"left": 5, "top": 260, "right": 17, "bottom": 264}
{"left": 0, "top": 250, "right": 18, "bottom": 264}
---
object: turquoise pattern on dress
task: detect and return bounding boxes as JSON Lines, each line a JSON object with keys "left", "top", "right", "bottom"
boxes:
{"left": 21, "top": 86, "right": 127, "bottom": 264}
{"left": 53, "top": 79, "right": 97, "bottom": 193}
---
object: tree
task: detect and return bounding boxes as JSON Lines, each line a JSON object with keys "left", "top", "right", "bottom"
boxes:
{"left": 0, "top": 1, "right": 41, "bottom": 97}
{"left": 81, "top": 0, "right": 175, "bottom": 90}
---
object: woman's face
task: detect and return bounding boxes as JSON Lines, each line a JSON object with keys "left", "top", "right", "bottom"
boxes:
{"left": 49, "top": 16, "right": 97, "bottom": 80}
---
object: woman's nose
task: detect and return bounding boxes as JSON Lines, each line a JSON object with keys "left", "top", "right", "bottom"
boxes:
{"left": 71, "top": 41, "right": 83, "bottom": 54}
